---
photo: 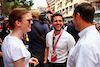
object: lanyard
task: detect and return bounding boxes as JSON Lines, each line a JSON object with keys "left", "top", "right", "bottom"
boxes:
{"left": 52, "top": 30, "right": 63, "bottom": 53}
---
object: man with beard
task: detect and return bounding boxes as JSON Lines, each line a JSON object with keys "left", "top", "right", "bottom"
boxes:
{"left": 44, "top": 13, "right": 75, "bottom": 67}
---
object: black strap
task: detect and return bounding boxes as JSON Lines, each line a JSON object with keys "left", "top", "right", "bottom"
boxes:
{"left": 32, "top": 23, "right": 46, "bottom": 43}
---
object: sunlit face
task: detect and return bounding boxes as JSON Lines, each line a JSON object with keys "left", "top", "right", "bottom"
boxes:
{"left": 52, "top": 16, "right": 64, "bottom": 31}
{"left": 20, "top": 12, "right": 33, "bottom": 33}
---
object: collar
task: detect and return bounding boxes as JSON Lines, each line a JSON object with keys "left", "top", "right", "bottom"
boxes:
{"left": 78, "top": 25, "right": 95, "bottom": 38}
{"left": 53, "top": 29, "right": 63, "bottom": 36}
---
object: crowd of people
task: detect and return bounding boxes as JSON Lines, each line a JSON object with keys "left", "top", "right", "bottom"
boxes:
{"left": 0, "top": 2, "right": 100, "bottom": 67}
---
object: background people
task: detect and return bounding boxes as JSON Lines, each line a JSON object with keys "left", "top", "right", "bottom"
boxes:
{"left": 0, "top": 16, "right": 9, "bottom": 67}
{"left": 67, "top": 20, "right": 79, "bottom": 42}
{"left": 46, "top": 11, "right": 53, "bottom": 31}
{"left": 44, "top": 13, "right": 75, "bottom": 67}
{"left": 28, "top": 10, "right": 49, "bottom": 67}
{"left": 2, "top": 8, "right": 38, "bottom": 67}
{"left": 67, "top": 3, "right": 100, "bottom": 67}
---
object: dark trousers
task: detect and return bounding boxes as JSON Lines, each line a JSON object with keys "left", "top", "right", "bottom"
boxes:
{"left": 0, "top": 57, "right": 4, "bottom": 67}
{"left": 45, "top": 59, "right": 66, "bottom": 67}
{"left": 30, "top": 53, "right": 44, "bottom": 67}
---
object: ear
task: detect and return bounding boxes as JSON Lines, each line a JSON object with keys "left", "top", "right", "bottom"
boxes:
{"left": 77, "top": 12, "right": 81, "bottom": 21}
{"left": 15, "top": 20, "right": 21, "bottom": 26}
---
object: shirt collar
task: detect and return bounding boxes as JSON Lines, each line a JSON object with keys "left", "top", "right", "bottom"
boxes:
{"left": 53, "top": 29, "right": 63, "bottom": 36}
{"left": 78, "top": 25, "right": 95, "bottom": 38}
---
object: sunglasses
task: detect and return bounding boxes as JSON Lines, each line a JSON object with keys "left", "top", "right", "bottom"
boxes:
{"left": 27, "top": 19, "right": 33, "bottom": 23}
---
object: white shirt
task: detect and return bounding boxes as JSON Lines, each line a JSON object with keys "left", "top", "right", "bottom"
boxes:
{"left": 2, "top": 35, "right": 31, "bottom": 67}
{"left": 67, "top": 25, "right": 100, "bottom": 67}
{"left": 64, "top": 26, "right": 68, "bottom": 31}
{"left": 46, "top": 30, "right": 75, "bottom": 63}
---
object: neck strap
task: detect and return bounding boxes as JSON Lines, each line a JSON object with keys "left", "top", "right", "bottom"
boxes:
{"left": 52, "top": 30, "right": 63, "bottom": 53}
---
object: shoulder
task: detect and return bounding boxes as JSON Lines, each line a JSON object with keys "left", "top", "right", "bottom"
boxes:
{"left": 62, "top": 30, "right": 75, "bottom": 40}
{"left": 41, "top": 23, "right": 48, "bottom": 27}
{"left": 79, "top": 31, "right": 100, "bottom": 50}
{"left": 42, "top": 24, "right": 49, "bottom": 29}
{"left": 67, "top": 24, "right": 75, "bottom": 29}
{"left": 3, "top": 35, "right": 23, "bottom": 48}
{"left": 63, "top": 30, "right": 72, "bottom": 36}
{"left": 84, "top": 29, "right": 100, "bottom": 43}
{"left": 78, "top": 41, "right": 99, "bottom": 55}
{"left": 46, "top": 30, "right": 53, "bottom": 36}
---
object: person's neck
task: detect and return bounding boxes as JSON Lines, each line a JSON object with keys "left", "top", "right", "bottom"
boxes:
{"left": 54, "top": 29, "right": 62, "bottom": 36}
{"left": 10, "top": 28, "right": 23, "bottom": 40}
{"left": 79, "top": 22, "right": 93, "bottom": 31}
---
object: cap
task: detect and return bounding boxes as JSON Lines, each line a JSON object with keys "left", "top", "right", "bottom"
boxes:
{"left": 32, "top": 10, "right": 40, "bottom": 18}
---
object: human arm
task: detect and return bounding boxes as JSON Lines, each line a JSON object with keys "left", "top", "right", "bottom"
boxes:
{"left": 44, "top": 33, "right": 49, "bottom": 64}
{"left": 0, "top": 38, "right": 2, "bottom": 57}
{"left": 0, "top": 52, "right": 2, "bottom": 56}
{"left": 67, "top": 34, "right": 75, "bottom": 51}
{"left": 44, "top": 24, "right": 49, "bottom": 34}
{"left": 11, "top": 44, "right": 30, "bottom": 67}
{"left": 44, "top": 47, "right": 49, "bottom": 64}
{"left": 0, "top": 38, "right": 3, "bottom": 43}
{"left": 75, "top": 42, "right": 99, "bottom": 67}
{"left": 13, "top": 50, "right": 38, "bottom": 67}
{"left": 28, "top": 57, "right": 38, "bottom": 65}
{"left": 14, "top": 58, "right": 25, "bottom": 67}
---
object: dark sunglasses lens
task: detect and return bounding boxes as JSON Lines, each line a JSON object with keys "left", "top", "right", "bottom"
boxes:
{"left": 28, "top": 19, "right": 32, "bottom": 23}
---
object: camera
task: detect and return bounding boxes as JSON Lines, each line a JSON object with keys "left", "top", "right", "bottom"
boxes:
{"left": 39, "top": 11, "right": 50, "bottom": 23}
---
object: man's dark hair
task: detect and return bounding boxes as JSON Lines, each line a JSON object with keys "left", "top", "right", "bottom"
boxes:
{"left": 51, "top": 13, "right": 63, "bottom": 22}
{"left": 74, "top": 3, "right": 95, "bottom": 23}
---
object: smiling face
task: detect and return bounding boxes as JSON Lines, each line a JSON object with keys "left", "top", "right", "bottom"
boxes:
{"left": 52, "top": 16, "right": 64, "bottom": 31}
{"left": 20, "top": 13, "right": 33, "bottom": 33}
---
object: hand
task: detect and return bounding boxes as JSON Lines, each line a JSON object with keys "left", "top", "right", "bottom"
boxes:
{"left": 0, "top": 52, "right": 2, "bottom": 57}
{"left": 28, "top": 57, "right": 38, "bottom": 65}
{"left": 0, "top": 38, "right": 3, "bottom": 43}
{"left": 44, "top": 60, "right": 47, "bottom": 64}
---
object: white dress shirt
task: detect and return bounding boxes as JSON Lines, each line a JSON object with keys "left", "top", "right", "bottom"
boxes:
{"left": 67, "top": 25, "right": 100, "bottom": 67}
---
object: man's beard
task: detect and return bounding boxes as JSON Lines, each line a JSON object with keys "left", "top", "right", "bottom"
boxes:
{"left": 54, "top": 27, "right": 61, "bottom": 31}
